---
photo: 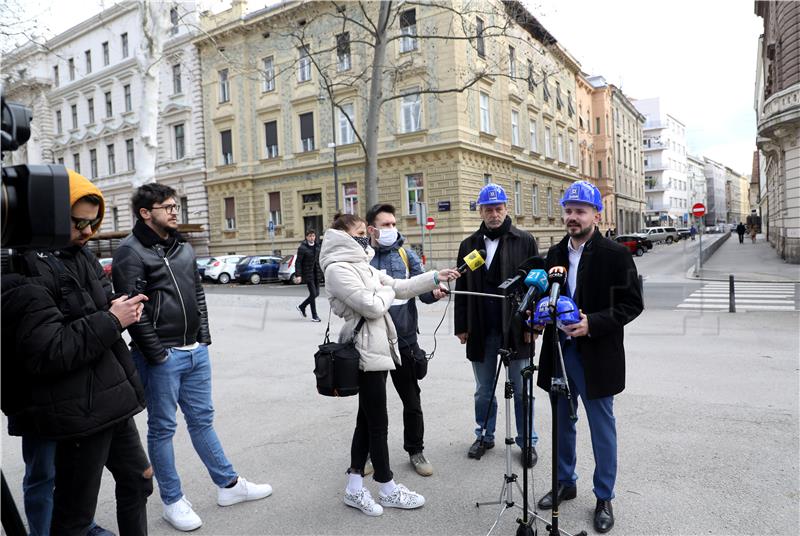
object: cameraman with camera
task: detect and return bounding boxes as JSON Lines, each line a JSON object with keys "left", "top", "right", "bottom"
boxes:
{"left": 2, "top": 170, "right": 152, "bottom": 536}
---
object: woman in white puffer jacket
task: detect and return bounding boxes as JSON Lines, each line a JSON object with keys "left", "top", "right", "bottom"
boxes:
{"left": 319, "top": 212, "right": 459, "bottom": 517}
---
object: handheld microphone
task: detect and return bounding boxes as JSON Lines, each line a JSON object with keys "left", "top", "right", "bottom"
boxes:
{"left": 516, "top": 268, "right": 548, "bottom": 317}
{"left": 497, "top": 256, "right": 545, "bottom": 294}
{"left": 547, "top": 266, "right": 567, "bottom": 309}
{"left": 458, "top": 249, "right": 486, "bottom": 273}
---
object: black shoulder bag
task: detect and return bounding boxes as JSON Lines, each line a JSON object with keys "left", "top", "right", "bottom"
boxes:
{"left": 314, "top": 316, "right": 366, "bottom": 397}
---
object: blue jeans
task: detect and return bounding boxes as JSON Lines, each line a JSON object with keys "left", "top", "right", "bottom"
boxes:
{"left": 557, "top": 341, "right": 617, "bottom": 501}
{"left": 132, "top": 345, "right": 237, "bottom": 505}
{"left": 22, "top": 436, "right": 55, "bottom": 536}
{"left": 472, "top": 332, "right": 538, "bottom": 447}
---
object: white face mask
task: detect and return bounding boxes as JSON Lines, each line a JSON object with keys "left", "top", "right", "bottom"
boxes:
{"left": 376, "top": 228, "right": 398, "bottom": 247}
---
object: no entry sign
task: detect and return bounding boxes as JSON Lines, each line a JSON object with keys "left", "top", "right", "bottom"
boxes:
{"left": 692, "top": 203, "right": 706, "bottom": 218}
{"left": 425, "top": 216, "right": 436, "bottom": 231}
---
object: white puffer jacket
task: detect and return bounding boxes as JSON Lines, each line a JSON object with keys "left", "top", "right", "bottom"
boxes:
{"left": 319, "top": 228, "right": 439, "bottom": 372}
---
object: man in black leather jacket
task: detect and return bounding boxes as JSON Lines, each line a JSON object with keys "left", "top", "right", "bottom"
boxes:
{"left": 113, "top": 184, "right": 272, "bottom": 532}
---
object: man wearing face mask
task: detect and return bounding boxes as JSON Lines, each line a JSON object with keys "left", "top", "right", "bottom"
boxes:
{"left": 294, "top": 229, "right": 322, "bottom": 322}
{"left": 365, "top": 204, "right": 445, "bottom": 476}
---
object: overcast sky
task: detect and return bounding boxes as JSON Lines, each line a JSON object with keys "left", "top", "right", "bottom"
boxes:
{"left": 13, "top": 0, "right": 762, "bottom": 175}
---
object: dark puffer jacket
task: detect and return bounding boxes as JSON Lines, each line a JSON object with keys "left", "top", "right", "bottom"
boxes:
{"left": 293, "top": 239, "right": 322, "bottom": 283}
{"left": 112, "top": 221, "right": 211, "bottom": 364}
{"left": 1, "top": 248, "right": 145, "bottom": 440}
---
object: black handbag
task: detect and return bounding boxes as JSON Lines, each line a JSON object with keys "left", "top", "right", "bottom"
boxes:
{"left": 412, "top": 345, "right": 429, "bottom": 380}
{"left": 314, "top": 317, "right": 366, "bottom": 397}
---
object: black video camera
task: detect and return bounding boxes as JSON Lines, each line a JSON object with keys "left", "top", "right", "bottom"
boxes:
{"left": 2, "top": 88, "right": 72, "bottom": 249}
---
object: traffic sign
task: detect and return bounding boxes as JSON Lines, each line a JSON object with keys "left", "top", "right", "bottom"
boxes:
{"left": 691, "top": 203, "right": 706, "bottom": 218}
{"left": 425, "top": 216, "right": 436, "bottom": 231}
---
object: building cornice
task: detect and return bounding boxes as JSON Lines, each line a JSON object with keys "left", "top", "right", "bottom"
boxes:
{"left": 49, "top": 57, "right": 138, "bottom": 99}
{"left": 46, "top": 1, "right": 139, "bottom": 49}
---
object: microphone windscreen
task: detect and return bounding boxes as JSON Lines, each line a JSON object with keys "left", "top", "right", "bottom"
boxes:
{"left": 517, "top": 256, "right": 546, "bottom": 273}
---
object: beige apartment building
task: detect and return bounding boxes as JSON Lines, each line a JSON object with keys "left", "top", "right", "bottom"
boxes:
{"left": 194, "top": 0, "right": 582, "bottom": 263}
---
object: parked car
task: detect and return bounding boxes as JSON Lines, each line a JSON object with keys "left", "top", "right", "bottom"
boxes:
{"left": 234, "top": 255, "right": 282, "bottom": 285}
{"left": 196, "top": 256, "right": 212, "bottom": 279}
{"left": 639, "top": 226, "right": 680, "bottom": 244}
{"left": 676, "top": 228, "right": 692, "bottom": 240}
{"left": 614, "top": 235, "right": 650, "bottom": 257}
{"left": 278, "top": 254, "right": 300, "bottom": 284}
{"left": 99, "top": 258, "right": 113, "bottom": 281}
{"left": 203, "top": 255, "right": 245, "bottom": 284}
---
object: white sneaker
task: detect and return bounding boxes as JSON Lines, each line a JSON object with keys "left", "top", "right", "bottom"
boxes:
{"left": 163, "top": 496, "right": 202, "bottom": 532}
{"left": 378, "top": 483, "right": 425, "bottom": 509}
{"left": 344, "top": 487, "right": 384, "bottom": 516}
{"left": 217, "top": 476, "right": 273, "bottom": 507}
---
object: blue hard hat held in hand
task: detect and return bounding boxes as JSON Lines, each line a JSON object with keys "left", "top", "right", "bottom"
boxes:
{"left": 477, "top": 183, "right": 508, "bottom": 206}
{"left": 530, "top": 296, "right": 581, "bottom": 329}
{"left": 560, "top": 180, "right": 603, "bottom": 212}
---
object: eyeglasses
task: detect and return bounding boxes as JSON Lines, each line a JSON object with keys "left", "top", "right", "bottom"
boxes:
{"left": 71, "top": 216, "right": 101, "bottom": 231}
{"left": 149, "top": 204, "right": 181, "bottom": 215}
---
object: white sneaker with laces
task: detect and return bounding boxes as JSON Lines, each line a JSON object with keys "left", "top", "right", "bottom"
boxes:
{"left": 163, "top": 496, "right": 202, "bottom": 531}
{"left": 378, "top": 483, "right": 426, "bottom": 509}
{"left": 217, "top": 477, "right": 273, "bottom": 507}
{"left": 344, "top": 487, "right": 383, "bottom": 516}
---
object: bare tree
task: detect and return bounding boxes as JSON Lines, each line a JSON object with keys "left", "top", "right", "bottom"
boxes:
{"left": 276, "top": 0, "right": 563, "bottom": 208}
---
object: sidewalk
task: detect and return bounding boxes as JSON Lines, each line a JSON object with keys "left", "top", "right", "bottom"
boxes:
{"left": 694, "top": 233, "right": 800, "bottom": 282}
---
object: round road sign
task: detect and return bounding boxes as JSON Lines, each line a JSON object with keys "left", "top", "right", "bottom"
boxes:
{"left": 692, "top": 203, "right": 706, "bottom": 218}
{"left": 425, "top": 216, "right": 436, "bottom": 231}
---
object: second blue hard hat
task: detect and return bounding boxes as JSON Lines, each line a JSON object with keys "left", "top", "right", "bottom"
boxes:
{"left": 560, "top": 180, "right": 603, "bottom": 212}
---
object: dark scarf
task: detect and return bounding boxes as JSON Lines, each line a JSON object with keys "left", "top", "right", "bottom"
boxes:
{"left": 479, "top": 216, "right": 512, "bottom": 240}
{"left": 132, "top": 219, "right": 183, "bottom": 249}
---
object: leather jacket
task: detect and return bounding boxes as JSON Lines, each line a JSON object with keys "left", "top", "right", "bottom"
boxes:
{"left": 112, "top": 221, "right": 211, "bottom": 364}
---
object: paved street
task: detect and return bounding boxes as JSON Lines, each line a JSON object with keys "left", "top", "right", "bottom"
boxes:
{"left": 3, "top": 241, "right": 799, "bottom": 536}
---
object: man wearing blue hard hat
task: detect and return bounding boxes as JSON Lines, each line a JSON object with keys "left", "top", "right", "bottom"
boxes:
{"left": 454, "top": 182, "right": 540, "bottom": 468}
{"left": 535, "top": 180, "right": 643, "bottom": 533}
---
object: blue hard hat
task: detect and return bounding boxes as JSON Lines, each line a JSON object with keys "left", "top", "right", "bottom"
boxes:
{"left": 477, "top": 183, "right": 508, "bottom": 206}
{"left": 532, "top": 297, "right": 552, "bottom": 326}
{"left": 560, "top": 180, "right": 603, "bottom": 212}
{"left": 530, "top": 296, "right": 581, "bottom": 329}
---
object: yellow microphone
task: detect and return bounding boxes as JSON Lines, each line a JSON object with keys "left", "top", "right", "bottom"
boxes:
{"left": 458, "top": 249, "right": 486, "bottom": 273}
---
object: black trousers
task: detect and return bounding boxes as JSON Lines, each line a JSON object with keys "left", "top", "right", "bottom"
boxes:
{"left": 299, "top": 280, "right": 319, "bottom": 317}
{"left": 350, "top": 371, "right": 393, "bottom": 483}
{"left": 738, "top": 232, "right": 745, "bottom": 243}
{"left": 389, "top": 344, "right": 424, "bottom": 455}
{"left": 51, "top": 417, "right": 152, "bottom": 536}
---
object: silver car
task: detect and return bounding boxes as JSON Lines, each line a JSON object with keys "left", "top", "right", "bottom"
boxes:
{"left": 203, "top": 255, "right": 245, "bottom": 284}
{"left": 639, "top": 226, "right": 680, "bottom": 244}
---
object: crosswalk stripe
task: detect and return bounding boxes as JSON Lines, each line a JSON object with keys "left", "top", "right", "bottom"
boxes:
{"left": 674, "top": 281, "right": 798, "bottom": 312}
{"left": 676, "top": 304, "right": 796, "bottom": 311}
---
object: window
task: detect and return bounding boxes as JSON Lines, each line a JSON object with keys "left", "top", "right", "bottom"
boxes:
{"left": 105, "top": 91, "right": 112, "bottom": 117}
{"left": 568, "top": 139, "right": 575, "bottom": 166}
{"left": 268, "top": 192, "right": 282, "bottom": 225}
{"left": 532, "top": 184, "right": 540, "bottom": 215}
{"left": 339, "top": 103, "right": 355, "bottom": 144}
{"left": 126, "top": 139, "right": 134, "bottom": 170}
{"left": 595, "top": 117, "right": 601, "bottom": 134}
{"left": 262, "top": 57, "right": 274, "bottom": 92}
{"left": 597, "top": 160, "right": 603, "bottom": 177}
{"left": 180, "top": 196, "right": 188, "bottom": 224}
{"left": 511, "top": 110, "right": 519, "bottom": 146}
{"left": 297, "top": 46, "right": 311, "bottom": 82}
{"left": 112, "top": 207, "right": 119, "bottom": 231}
{"left": 124, "top": 84, "right": 132, "bottom": 112}
{"left": 544, "top": 126, "right": 552, "bottom": 158}
{"left": 224, "top": 197, "right": 236, "bottom": 230}
{"left": 567, "top": 92, "right": 575, "bottom": 117}
{"left": 264, "top": 120, "right": 278, "bottom": 158}
{"left": 557, "top": 134, "right": 564, "bottom": 162}
{"left": 220, "top": 129, "right": 233, "bottom": 164}
{"left": 89, "top": 149, "right": 97, "bottom": 179}
{"left": 56, "top": 111, "right": 62, "bottom": 133}
{"left": 85, "top": 50, "right": 92, "bottom": 73}
{"left": 68, "top": 58, "right": 75, "bottom": 81}
{"left": 121, "top": 33, "right": 128, "bottom": 58}
{"left": 343, "top": 182, "right": 358, "bottom": 215}
{"left": 508, "top": 46, "right": 516, "bottom": 78}
{"left": 406, "top": 173, "right": 424, "bottom": 215}
{"left": 170, "top": 7, "right": 179, "bottom": 34}
{"left": 106, "top": 143, "right": 115, "bottom": 175}
{"left": 174, "top": 123, "right": 185, "bottom": 160}
{"left": 546, "top": 187, "right": 553, "bottom": 217}
{"left": 475, "top": 17, "right": 485, "bottom": 57}
{"left": 337, "top": 32, "right": 351, "bottom": 71}
{"left": 218, "top": 69, "right": 229, "bottom": 102}
{"left": 479, "top": 92, "right": 490, "bottom": 133}
{"left": 53, "top": 65, "right": 59, "bottom": 87}
{"left": 70, "top": 104, "right": 78, "bottom": 129}
{"left": 484, "top": 173, "right": 492, "bottom": 185}
{"left": 529, "top": 119, "right": 537, "bottom": 152}
{"left": 102, "top": 42, "right": 109, "bottom": 66}
{"left": 401, "top": 89, "right": 421, "bottom": 133}
{"left": 527, "top": 60, "right": 535, "bottom": 91}
{"left": 400, "top": 9, "right": 417, "bottom": 52}
{"left": 73, "top": 153, "right": 81, "bottom": 174}
{"left": 172, "top": 64, "right": 181, "bottom": 94}
{"left": 555, "top": 82, "right": 563, "bottom": 110}
{"left": 299, "top": 112, "right": 315, "bottom": 152}
{"left": 87, "top": 98, "right": 95, "bottom": 123}
{"left": 542, "top": 72, "right": 551, "bottom": 101}
{"left": 514, "top": 180, "right": 521, "bottom": 215}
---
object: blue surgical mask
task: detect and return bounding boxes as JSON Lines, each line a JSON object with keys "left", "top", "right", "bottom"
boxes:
{"left": 376, "top": 228, "right": 398, "bottom": 247}
{"left": 352, "top": 235, "right": 370, "bottom": 250}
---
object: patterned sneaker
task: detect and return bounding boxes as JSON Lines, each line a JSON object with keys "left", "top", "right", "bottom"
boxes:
{"left": 344, "top": 487, "right": 384, "bottom": 516}
{"left": 378, "top": 483, "right": 426, "bottom": 510}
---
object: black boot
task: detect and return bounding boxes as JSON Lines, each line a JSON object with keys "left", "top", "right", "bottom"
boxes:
{"left": 594, "top": 499, "right": 614, "bottom": 533}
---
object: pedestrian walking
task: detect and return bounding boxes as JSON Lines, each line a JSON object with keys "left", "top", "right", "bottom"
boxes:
{"left": 690, "top": 225, "right": 697, "bottom": 241}
{"left": 736, "top": 222, "right": 746, "bottom": 244}
{"left": 294, "top": 229, "right": 322, "bottom": 322}
{"left": 318, "top": 212, "right": 459, "bottom": 517}
{"left": 535, "top": 180, "right": 644, "bottom": 534}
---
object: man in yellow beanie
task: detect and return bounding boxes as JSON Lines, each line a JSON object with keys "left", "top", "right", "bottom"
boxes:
{"left": 2, "top": 170, "right": 153, "bottom": 536}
